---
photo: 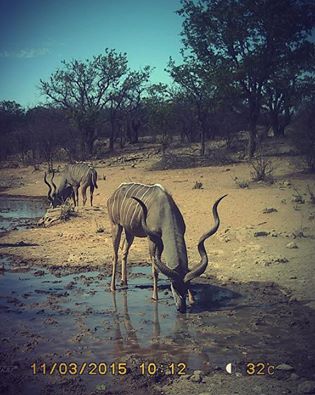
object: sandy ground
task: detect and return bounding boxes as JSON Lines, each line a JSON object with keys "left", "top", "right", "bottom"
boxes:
{"left": 1, "top": 149, "right": 315, "bottom": 395}
{"left": 1, "top": 154, "right": 314, "bottom": 308}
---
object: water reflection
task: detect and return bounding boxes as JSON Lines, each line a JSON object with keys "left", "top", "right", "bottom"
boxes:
{"left": 111, "top": 291, "right": 162, "bottom": 356}
{"left": 1, "top": 261, "right": 314, "bottom": 383}
{"left": 105, "top": 282, "right": 240, "bottom": 369}
{"left": 0, "top": 197, "right": 47, "bottom": 232}
{"left": 0, "top": 197, "right": 46, "bottom": 218}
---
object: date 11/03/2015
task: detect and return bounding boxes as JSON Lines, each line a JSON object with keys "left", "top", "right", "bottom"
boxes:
{"left": 31, "top": 362, "right": 187, "bottom": 376}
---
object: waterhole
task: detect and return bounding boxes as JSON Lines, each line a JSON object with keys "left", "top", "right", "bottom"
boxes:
{"left": 0, "top": 198, "right": 315, "bottom": 394}
{"left": 0, "top": 196, "right": 47, "bottom": 232}
{"left": 1, "top": 259, "right": 315, "bottom": 394}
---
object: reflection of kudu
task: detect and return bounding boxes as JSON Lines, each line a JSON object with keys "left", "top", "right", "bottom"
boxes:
{"left": 111, "top": 291, "right": 161, "bottom": 356}
{"left": 111, "top": 291, "right": 209, "bottom": 367}
{"left": 44, "top": 163, "right": 98, "bottom": 207}
{"left": 107, "top": 182, "right": 226, "bottom": 313}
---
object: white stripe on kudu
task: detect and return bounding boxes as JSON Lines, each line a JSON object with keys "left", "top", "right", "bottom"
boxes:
{"left": 123, "top": 184, "right": 144, "bottom": 224}
{"left": 129, "top": 186, "right": 151, "bottom": 226}
{"left": 111, "top": 188, "right": 120, "bottom": 223}
{"left": 120, "top": 183, "right": 135, "bottom": 222}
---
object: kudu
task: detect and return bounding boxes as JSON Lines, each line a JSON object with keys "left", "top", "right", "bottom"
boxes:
{"left": 44, "top": 172, "right": 74, "bottom": 207}
{"left": 44, "top": 163, "right": 98, "bottom": 208}
{"left": 107, "top": 182, "right": 226, "bottom": 313}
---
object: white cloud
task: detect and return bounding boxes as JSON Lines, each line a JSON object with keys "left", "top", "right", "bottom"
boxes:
{"left": 0, "top": 48, "right": 49, "bottom": 59}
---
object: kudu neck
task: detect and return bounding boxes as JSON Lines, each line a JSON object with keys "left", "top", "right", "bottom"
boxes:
{"left": 160, "top": 217, "right": 188, "bottom": 273}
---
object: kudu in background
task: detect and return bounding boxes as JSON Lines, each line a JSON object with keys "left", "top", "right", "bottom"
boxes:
{"left": 44, "top": 163, "right": 98, "bottom": 208}
{"left": 44, "top": 172, "right": 74, "bottom": 206}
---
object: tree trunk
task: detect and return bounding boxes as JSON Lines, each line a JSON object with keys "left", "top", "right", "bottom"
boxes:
{"left": 126, "top": 119, "right": 132, "bottom": 142}
{"left": 248, "top": 112, "right": 258, "bottom": 158}
{"left": 198, "top": 106, "right": 206, "bottom": 156}
{"left": 271, "top": 113, "right": 288, "bottom": 138}
{"left": 180, "top": 128, "right": 186, "bottom": 143}
{"left": 85, "top": 127, "right": 97, "bottom": 157}
{"left": 109, "top": 135, "right": 114, "bottom": 152}
{"left": 247, "top": 100, "right": 260, "bottom": 158}
{"left": 200, "top": 128, "right": 205, "bottom": 156}
{"left": 248, "top": 128, "right": 256, "bottom": 158}
{"left": 109, "top": 117, "right": 116, "bottom": 152}
{"left": 80, "top": 136, "right": 86, "bottom": 160}
{"left": 277, "top": 106, "right": 291, "bottom": 137}
{"left": 208, "top": 124, "right": 215, "bottom": 140}
{"left": 119, "top": 122, "right": 125, "bottom": 148}
{"left": 270, "top": 111, "right": 279, "bottom": 137}
{"left": 277, "top": 124, "right": 285, "bottom": 137}
{"left": 131, "top": 119, "right": 140, "bottom": 144}
{"left": 248, "top": 108, "right": 258, "bottom": 157}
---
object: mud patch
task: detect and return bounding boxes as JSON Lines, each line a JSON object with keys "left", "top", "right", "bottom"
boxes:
{"left": 0, "top": 258, "right": 315, "bottom": 394}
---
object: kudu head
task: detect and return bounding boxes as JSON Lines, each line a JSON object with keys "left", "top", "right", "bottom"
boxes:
{"left": 132, "top": 195, "right": 227, "bottom": 313}
{"left": 44, "top": 171, "right": 72, "bottom": 208}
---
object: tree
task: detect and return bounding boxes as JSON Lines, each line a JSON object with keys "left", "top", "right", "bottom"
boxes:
{"left": 27, "top": 106, "right": 69, "bottom": 170}
{"left": 123, "top": 69, "right": 151, "bottom": 144}
{"left": 144, "top": 83, "right": 173, "bottom": 145}
{"left": 290, "top": 99, "right": 315, "bottom": 171}
{"left": 168, "top": 58, "right": 219, "bottom": 155}
{"left": 107, "top": 67, "right": 151, "bottom": 150}
{"left": 177, "top": 0, "right": 315, "bottom": 157}
{"left": 262, "top": 43, "right": 315, "bottom": 137}
{"left": 0, "top": 101, "right": 25, "bottom": 160}
{"left": 262, "top": 74, "right": 296, "bottom": 137}
{"left": 40, "top": 49, "right": 129, "bottom": 157}
{"left": 168, "top": 89, "right": 199, "bottom": 143}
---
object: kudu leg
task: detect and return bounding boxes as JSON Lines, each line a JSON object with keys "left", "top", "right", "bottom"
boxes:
{"left": 111, "top": 224, "right": 123, "bottom": 292}
{"left": 121, "top": 231, "right": 134, "bottom": 287}
{"left": 149, "top": 239, "right": 159, "bottom": 301}
{"left": 82, "top": 185, "right": 88, "bottom": 206}
{"left": 188, "top": 288, "right": 195, "bottom": 305}
{"left": 73, "top": 185, "right": 79, "bottom": 206}
{"left": 90, "top": 185, "right": 94, "bottom": 206}
{"left": 72, "top": 193, "right": 76, "bottom": 206}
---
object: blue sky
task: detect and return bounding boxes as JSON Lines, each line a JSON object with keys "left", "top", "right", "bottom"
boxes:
{"left": 0, "top": 0, "right": 183, "bottom": 107}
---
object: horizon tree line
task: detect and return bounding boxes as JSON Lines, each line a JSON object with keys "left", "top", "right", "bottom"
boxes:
{"left": 0, "top": 0, "right": 314, "bottom": 166}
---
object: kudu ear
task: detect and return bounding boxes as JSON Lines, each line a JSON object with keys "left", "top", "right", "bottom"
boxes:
{"left": 184, "top": 194, "right": 227, "bottom": 283}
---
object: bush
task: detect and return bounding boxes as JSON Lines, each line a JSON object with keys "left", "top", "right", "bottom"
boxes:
{"left": 249, "top": 148, "right": 273, "bottom": 182}
{"left": 60, "top": 203, "right": 75, "bottom": 221}
{"left": 192, "top": 181, "right": 203, "bottom": 189}
{"left": 233, "top": 177, "right": 249, "bottom": 189}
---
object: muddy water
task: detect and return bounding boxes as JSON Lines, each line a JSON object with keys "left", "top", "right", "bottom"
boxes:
{"left": 0, "top": 196, "right": 47, "bottom": 232}
{"left": 1, "top": 260, "right": 315, "bottom": 394}
{"left": 0, "top": 262, "right": 237, "bottom": 391}
{"left": 1, "top": 199, "right": 315, "bottom": 394}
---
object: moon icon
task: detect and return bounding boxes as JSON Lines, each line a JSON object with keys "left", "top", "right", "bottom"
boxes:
{"left": 226, "top": 362, "right": 233, "bottom": 374}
